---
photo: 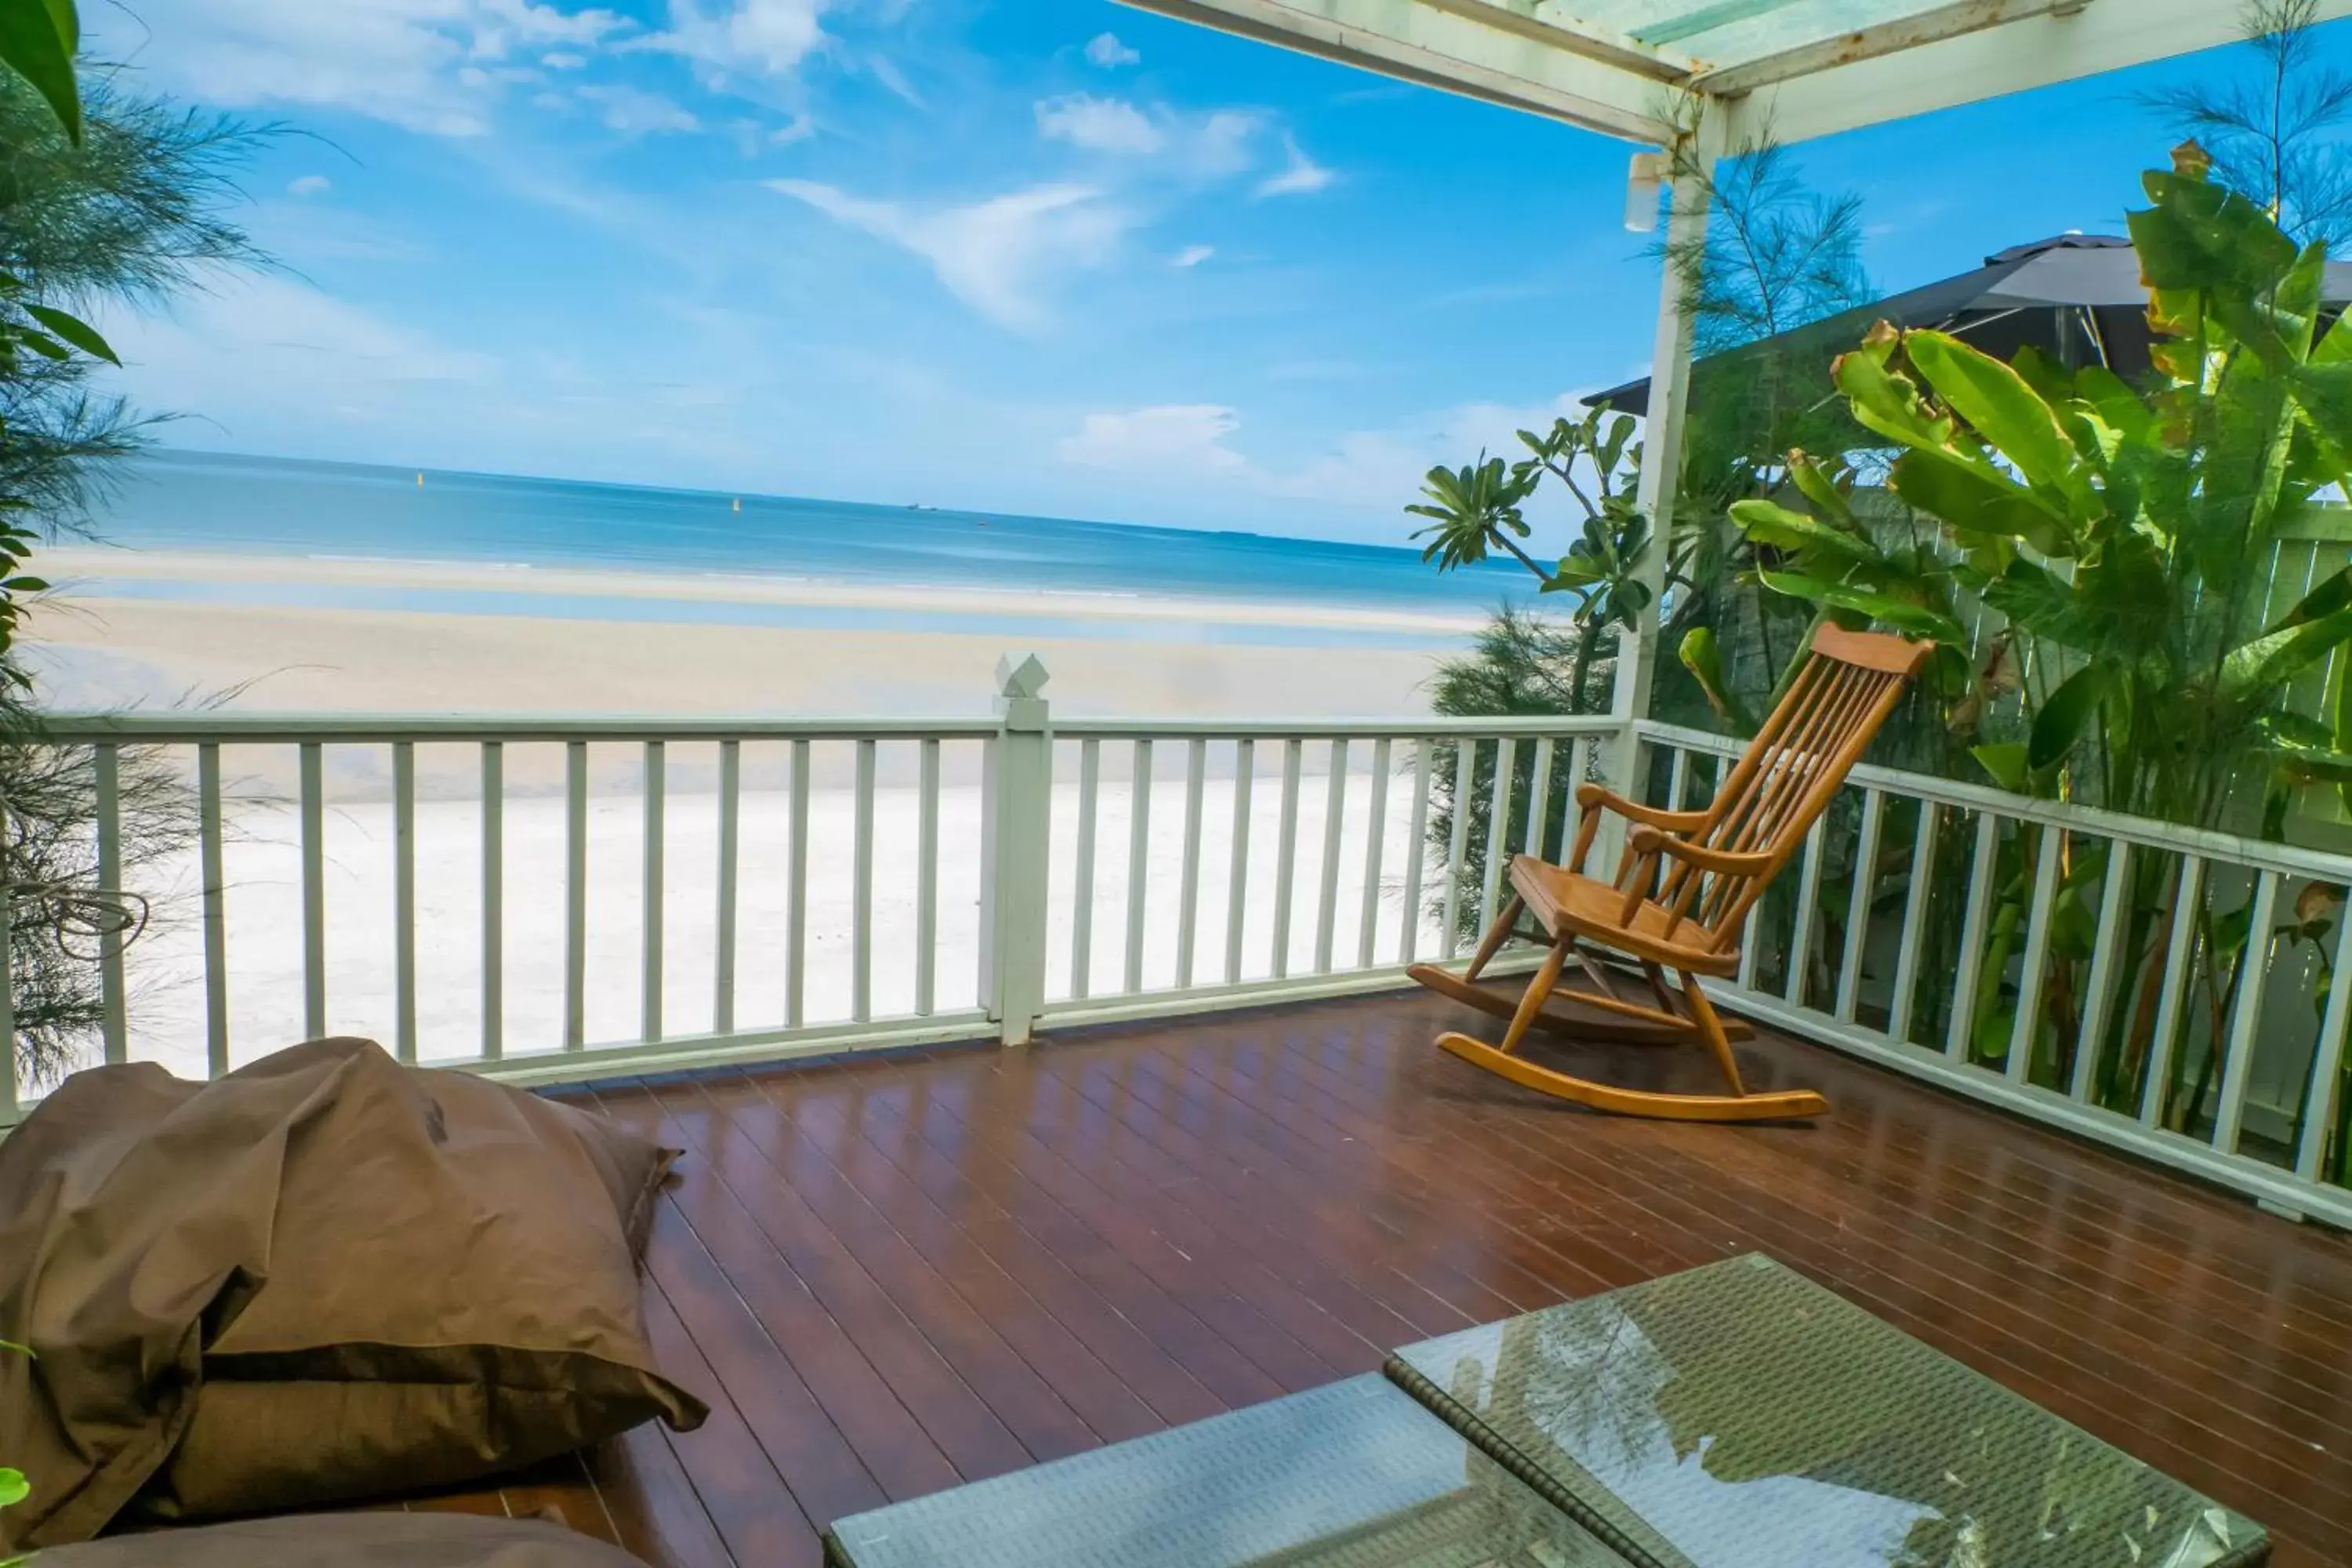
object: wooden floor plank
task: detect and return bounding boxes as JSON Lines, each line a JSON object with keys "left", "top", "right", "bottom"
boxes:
{"left": 730, "top": 1065, "right": 1179, "bottom": 1445}
{"left": 808, "top": 1058, "right": 1267, "bottom": 1422}
{"left": 635, "top": 1264, "right": 826, "bottom": 1568}
{"left": 1247, "top": 1012, "right": 2352, "bottom": 1541}
{"left": 576, "top": 1433, "right": 735, "bottom": 1568}
{"left": 636, "top": 1077, "right": 1039, "bottom": 1487}
{"left": 1082, "top": 1034, "right": 1546, "bottom": 1325}
{"left": 595, "top": 1081, "right": 970, "bottom": 1506}
{"left": 332, "top": 988, "right": 2352, "bottom": 1567}
{"left": 678, "top": 1071, "right": 1114, "bottom": 1462}
{"left": 1259, "top": 1007, "right": 2352, "bottom": 1463}
{"left": 886, "top": 1050, "right": 1342, "bottom": 1392}
{"left": 1010, "top": 1046, "right": 1451, "bottom": 1353}
{"left": 495, "top": 1454, "right": 620, "bottom": 1543}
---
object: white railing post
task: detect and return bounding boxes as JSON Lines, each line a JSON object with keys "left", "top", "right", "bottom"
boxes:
{"left": 980, "top": 653, "right": 1052, "bottom": 1046}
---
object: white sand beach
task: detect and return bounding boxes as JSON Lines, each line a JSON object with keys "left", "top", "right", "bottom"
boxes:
{"left": 27, "top": 546, "right": 1475, "bottom": 723}
{"left": 20, "top": 548, "right": 1478, "bottom": 1085}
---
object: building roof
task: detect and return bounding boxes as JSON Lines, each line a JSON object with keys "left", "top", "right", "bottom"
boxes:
{"left": 1584, "top": 232, "right": 2352, "bottom": 416}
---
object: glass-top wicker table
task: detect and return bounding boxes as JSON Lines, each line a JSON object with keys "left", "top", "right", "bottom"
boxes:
{"left": 823, "top": 1254, "right": 2266, "bottom": 1568}
{"left": 822, "top": 1374, "right": 1629, "bottom": 1567}
{"left": 1386, "top": 1254, "right": 2264, "bottom": 1568}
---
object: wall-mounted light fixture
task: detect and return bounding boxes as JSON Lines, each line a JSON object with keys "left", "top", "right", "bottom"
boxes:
{"left": 1624, "top": 150, "right": 1668, "bottom": 234}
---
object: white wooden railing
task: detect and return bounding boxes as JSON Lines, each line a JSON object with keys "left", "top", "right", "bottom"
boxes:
{"left": 1638, "top": 721, "right": 2352, "bottom": 1231}
{"left": 8, "top": 660, "right": 2350, "bottom": 1231}
{"left": 0, "top": 656, "right": 1610, "bottom": 1110}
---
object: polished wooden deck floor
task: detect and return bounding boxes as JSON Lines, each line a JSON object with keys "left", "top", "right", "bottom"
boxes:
{"left": 416, "top": 989, "right": 2352, "bottom": 1567}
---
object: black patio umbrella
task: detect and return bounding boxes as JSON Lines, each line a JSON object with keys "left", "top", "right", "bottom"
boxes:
{"left": 1586, "top": 232, "right": 2352, "bottom": 418}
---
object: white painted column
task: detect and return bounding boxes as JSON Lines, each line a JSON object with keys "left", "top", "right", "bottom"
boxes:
{"left": 980, "top": 652, "right": 1053, "bottom": 1046}
{"left": 1602, "top": 123, "right": 1721, "bottom": 854}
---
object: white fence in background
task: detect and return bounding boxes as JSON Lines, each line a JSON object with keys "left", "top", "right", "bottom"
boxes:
{"left": 1638, "top": 721, "right": 2352, "bottom": 1232}
{"left": 9, "top": 662, "right": 2351, "bottom": 1231}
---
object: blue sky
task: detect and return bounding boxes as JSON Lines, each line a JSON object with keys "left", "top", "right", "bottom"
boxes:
{"left": 82, "top": 1, "right": 2346, "bottom": 546}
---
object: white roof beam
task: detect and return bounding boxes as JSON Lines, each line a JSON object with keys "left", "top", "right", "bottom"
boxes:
{"left": 1421, "top": 2, "right": 1686, "bottom": 82}
{"left": 1691, "top": 0, "right": 2090, "bottom": 99}
{"left": 1116, "top": 0, "right": 1682, "bottom": 144}
{"left": 1720, "top": 0, "right": 2352, "bottom": 145}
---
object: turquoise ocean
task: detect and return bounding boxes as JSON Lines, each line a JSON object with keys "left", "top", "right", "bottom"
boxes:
{"left": 79, "top": 449, "right": 1530, "bottom": 650}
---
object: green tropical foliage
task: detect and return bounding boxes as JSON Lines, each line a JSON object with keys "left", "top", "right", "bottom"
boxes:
{"left": 1422, "top": 606, "right": 1592, "bottom": 942}
{"left": 1410, "top": 405, "right": 1657, "bottom": 716}
{"left": 2144, "top": 0, "right": 2352, "bottom": 250}
{"left": 0, "top": 0, "right": 75, "bottom": 147}
{"left": 1746, "top": 142, "right": 2352, "bottom": 831}
{"left": 1729, "top": 142, "right": 2352, "bottom": 1146}
{"left": 1410, "top": 410, "right": 1660, "bottom": 935}
{"left": 0, "top": 263, "right": 107, "bottom": 665}
{"left": 0, "top": 42, "right": 259, "bottom": 1090}
{"left": 1651, "top": 131, "right": 1880, "bottom": 731}
{"left": 0, "top": 0, "right": 82, "bottom": 1552}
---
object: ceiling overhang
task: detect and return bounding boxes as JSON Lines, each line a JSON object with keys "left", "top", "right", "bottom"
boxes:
{"left": 1117, "top": 0, "right": 2352, "bottom": 147}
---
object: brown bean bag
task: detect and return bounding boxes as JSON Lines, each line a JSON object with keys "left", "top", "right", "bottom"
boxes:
{"left": 38, "top": 1512, "right": 650, "bottom": 1566}
{"left": 0, "top": 1039, "right": 706, "bottom": 1552}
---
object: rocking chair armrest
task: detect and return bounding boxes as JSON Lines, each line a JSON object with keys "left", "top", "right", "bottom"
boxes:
{"left": 1566, "top": 786, "right": 1713, "bottom": 876}
{"left": 1573, "top": 782, "right": 1711, "bottom": 834}
{"left": 1627, "top": 826, "right": 1773, "bottom": 877}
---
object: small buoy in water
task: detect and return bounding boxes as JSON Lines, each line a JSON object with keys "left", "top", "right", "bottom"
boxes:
{"left": 731, "top": 497, "right": 742, "bottom": 513}
{"left": 415, "top": 471, "right": 424, "bottom": 487}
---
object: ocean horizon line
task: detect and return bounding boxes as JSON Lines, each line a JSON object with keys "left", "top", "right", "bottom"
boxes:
{"left": 85, "top": 447, "right": 1530, "bottom": 624}
{"left": 136, "top": 443, "right": 1468, "bottom": 566}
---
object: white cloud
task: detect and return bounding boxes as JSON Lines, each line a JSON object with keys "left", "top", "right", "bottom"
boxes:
{"left": 728, "top": 111, "right": 817, "bottom": 153}
{"left": 1054, "top": 394, "right": 1584, "bottom": 512}
{"left": 641, "top": 0, "right": 829, "bottom": 78}
{"left": 1035, "top": 93, "right": 1164, "bottom": 156}
{"left": 1257, "top": 135, "right": 1334, "bottom": 198}
{"left": 98, "top": 274, "right": 499, "bottom": 434}
{"left": 249, "top": 199, "right": 426, "bottom": 262}
{"left": 1171, "top": 244, "right": 1214, "bottom": 268}
{"left": 1274, "top": 395, "right": 1584, "bottom": 508}
{"left": 287, "top": 174, "right": 333, "bottom": 198}
{"left": 728, "top": 111, "right": 815, "bottom": 152}
{"left": 867, "top": 55, "right": 923, "bottom": 107}
{"left": 1084, "top": 31, "right": 1140, "bottom": 68}
{"left": 772, "top": 180, "right": 1127, "bottom": 331}
{"left": 459, "top": 63, "right": 540, "bottom": 86}
{"left": 1060, "top": 405, "right": 1246, "bottom": 472}
{"left": 1033, "top": 96, "right": 1265, "bottom": 182}
{"left": 542, "top": 49, "right": 588, "bottom": 67}
{"left": 95, "top": 0, "right": 631, "bottom": 136}
{"left": 1190, "top": 111, "right": 1261, "bottom": 179}
{"left": 482, "top": 0, "right": 626, "bottom": 45}
{"left": 578, "top": 83, "right": 702, "bottom": 133}
{"left": 468, "top": 0, "right": 623, "bottom": 60}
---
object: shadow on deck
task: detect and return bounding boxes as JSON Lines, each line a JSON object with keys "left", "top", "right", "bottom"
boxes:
{"left": 408, "top": 989, "right": 2352, "bottom": 1567}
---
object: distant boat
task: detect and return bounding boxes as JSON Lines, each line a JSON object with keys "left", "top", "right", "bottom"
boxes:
{"left": 415, "top": 471, "right": 424, "bottom": 487}
{"left": 731, "top": 497, "right": 742, "bottom": 513}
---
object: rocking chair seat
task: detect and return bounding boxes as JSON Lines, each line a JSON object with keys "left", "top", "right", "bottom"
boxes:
{"left": 1508, "top": 856, "right": 1739, "bottom": 978}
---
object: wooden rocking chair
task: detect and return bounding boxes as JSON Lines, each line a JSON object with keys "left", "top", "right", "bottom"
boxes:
{"left": 1408, "top": 625, "right": 1933, "bottom": 1123}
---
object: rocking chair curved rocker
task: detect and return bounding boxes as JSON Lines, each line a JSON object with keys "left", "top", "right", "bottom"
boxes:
{"left": 1409, "top": 625, "right": 1933, "bottom": 1123}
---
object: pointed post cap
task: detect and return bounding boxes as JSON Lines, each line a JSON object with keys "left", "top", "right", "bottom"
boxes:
{"left": 996, "top": 652, "right": 1050, "bottom": 700}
